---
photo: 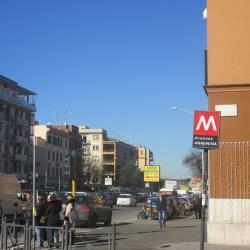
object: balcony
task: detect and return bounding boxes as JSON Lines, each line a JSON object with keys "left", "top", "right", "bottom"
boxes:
{"left": 103, "top": 160, "right": 115, "bottom": 165}
{"left": 10, "top": 153, "right": 28, "bottom": 162}
{"left": 0, "top": 92, "right": 36, "bottom": 112}
{"left": 11, "top": 135, "right": 28, "bottom": 144}
{"left": 15, "top": 117, "right": 29, "bottom": 126}
{"left": 0, "top": 132, "right": 8, "bottom": 141}
{"left": 0, "top": 111, "right": 6, "bottom": 121}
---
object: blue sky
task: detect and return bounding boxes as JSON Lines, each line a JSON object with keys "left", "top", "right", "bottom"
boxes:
{"left": 0, "top": 0, "right": 207, "bottom": 178}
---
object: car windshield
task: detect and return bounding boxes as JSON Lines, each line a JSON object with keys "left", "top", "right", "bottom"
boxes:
{"left": 119, "top": 194, "right": 131, "bottom": 198}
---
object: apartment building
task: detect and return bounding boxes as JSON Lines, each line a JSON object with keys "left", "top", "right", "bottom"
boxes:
{"left": 135, "top": 145, "right": 154, "bottom": 171}
{"left": 78, "top": 126, "right": 107, "bottom": 183}
{"left": 103, "top": 140, "right": 138, "bottom": 181}
{"left": 53, "top": 125, "right": 82, "bottom": 189}
{"left": 34, "top": 125, "right": 69, "bottom": 190}
{"left": 0, "top": 75, "right": 36, "bottom": 182}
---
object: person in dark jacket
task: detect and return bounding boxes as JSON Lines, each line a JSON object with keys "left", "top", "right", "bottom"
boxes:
{"left": 156, "top": 192, "right": 168, "bottom": 228}
{"left": 35, "top": 196, "right": 47, "bottom": 247}
{"left": 194, "top": 196, "right": 202, "bottom": 219}
{"left": 46, "top": 194, "right": 62, "bottom": 249}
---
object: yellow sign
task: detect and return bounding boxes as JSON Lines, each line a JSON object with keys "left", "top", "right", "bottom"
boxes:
{"left": 144, "top": 165, "right": 160, "bottom": 182}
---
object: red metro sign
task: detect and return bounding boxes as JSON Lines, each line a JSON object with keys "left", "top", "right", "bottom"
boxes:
{"left": 193, "top": 111, "right": 220, "bottom": 149}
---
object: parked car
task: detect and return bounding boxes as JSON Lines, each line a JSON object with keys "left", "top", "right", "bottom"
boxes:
{"left": 117, "top": 194, "right": 137, "bottom": 207}
{"left": 61, "top": 192, "right": 112, "bottom": 227}
{"left": 136, "top": 193, "right": 149, "bottom": 203}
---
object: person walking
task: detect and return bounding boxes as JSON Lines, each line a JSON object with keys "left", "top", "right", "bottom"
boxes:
{"left": 64, "top": 193, "right": 77, "bottom": 245}
{"left": 194, "top": 196, "right": 202, "bottom": 219}
{"left": 46, "top": 194, "right": 62, "bottom": 249}
{"left": 156, "top": 192, "right": 167, "bottom": 229}
{"left": 35, "top": 196, "right": 47, "bottom": 247}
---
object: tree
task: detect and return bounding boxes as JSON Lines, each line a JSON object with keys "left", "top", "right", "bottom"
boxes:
{"left": 182, "top": 149, "right": 202, "bottom": 178}
{"left": 116, "top": 163, "right": 144, "bottom": 188}
{"left": 83, "top": 159, "right": 102, "bottom": 185}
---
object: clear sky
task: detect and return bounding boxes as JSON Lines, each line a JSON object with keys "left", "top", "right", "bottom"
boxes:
{"left": 0, "top": 0, "right": 207, "bottom": 179}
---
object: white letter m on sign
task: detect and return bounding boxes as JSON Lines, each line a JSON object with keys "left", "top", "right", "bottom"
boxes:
{"left": 196, "top": 116, "right": 217, "bottom": 131}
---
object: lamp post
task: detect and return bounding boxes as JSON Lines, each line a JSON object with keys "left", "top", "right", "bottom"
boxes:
{"left": 171, "top": 106, "right": 208, "bottom": 250}
{"left": 171, "top": 106, "right": 194, "bottom": 115}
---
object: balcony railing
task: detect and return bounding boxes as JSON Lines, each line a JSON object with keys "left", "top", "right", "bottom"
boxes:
{"left": 15, "top": 117, "right": 29, "bottom": 126}
{"left": 9, "top": 153, "right": 28, "bottom": 162}
{"left": 0, "top": 92, "right": 36, "bottom": 112}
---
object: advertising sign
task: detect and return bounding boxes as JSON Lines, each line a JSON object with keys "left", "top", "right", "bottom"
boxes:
{"left": 193, "top": 111, "right": 220, "bottom": 149}
{"left": 104, "top": 177, "right": 112, "bottom": 186}
{"left": 144, "top": 165, "right": 160, "bottom": 182}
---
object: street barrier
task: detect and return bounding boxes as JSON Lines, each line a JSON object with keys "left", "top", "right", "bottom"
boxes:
{"left": 0, "top": 216, "right": 116, "bottom": 250}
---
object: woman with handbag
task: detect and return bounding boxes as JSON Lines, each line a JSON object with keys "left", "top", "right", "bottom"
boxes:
{"left": 35, "top": 196, "right": 47, "bottom": 247}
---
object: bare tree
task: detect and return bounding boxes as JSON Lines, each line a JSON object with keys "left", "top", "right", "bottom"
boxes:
{"left": 83, "top": 159, "right": 102, "bottom": 184}
{"left": 182, "top": 150, "right": 202, "bottom": 178}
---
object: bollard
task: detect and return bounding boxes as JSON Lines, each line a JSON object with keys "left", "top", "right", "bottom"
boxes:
{"left": 2, "top": 217, "right": 7, "bottom": 250}
{"left": 65, "top": 223, "right": 69, "bottom": 250}
{"left": 24, "top": 219, "right": 30, "bottom": 250}
{"left": 108, "top": 229, "right": 111, "bottom": 250}
{"left": 0, "top": 216, "right": 4, "bottom": 249}
{"left": 112, "top": 224, "right": 116, "bottom": 250}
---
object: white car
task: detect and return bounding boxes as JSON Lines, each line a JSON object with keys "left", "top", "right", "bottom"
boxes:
{"left": 116, "top": 194, "right": 137, "bottom": 207}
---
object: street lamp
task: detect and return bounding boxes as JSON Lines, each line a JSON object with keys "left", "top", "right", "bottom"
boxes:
{"left": 171, "top": 106, "right": 194, "bottom": 115}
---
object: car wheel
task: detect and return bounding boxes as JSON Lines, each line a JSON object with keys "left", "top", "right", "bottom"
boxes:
{"left": 137, "top": 211, "right": 146, "bottom": 219}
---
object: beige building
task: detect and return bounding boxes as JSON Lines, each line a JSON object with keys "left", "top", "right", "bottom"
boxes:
{"left": 135, "top": 145, "right": 154, "bottom": 171}
{"left": 0, "top": 75, "right": 36, "bottom": 183}
{"left": 34, "top": 125, "right": 69, "bottom": 190}
{"left": 79, "top": 126, "right": 140, "bottom": 183}
{"left": 53, "top": 125, "right": 82, "bottom": 189}
{"left": 78, "top": 126, "right": 107, "bottom": 183}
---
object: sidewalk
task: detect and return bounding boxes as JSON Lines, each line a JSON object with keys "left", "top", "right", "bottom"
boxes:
{"left": 155, "top": 242, "right": 250, "bottom": 250}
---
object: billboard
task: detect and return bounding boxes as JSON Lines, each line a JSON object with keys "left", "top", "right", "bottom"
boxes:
{"left": 144, "top": 165, "right": 160, "bottom": 182}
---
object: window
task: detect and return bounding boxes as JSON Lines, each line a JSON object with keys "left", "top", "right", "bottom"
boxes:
{"left": 65, "top": 140, "right": 68, "bottom": 148}
{"left": 83, "top": 146, "right": 90, "bottom": 153}
{"left": 82, "top": 136, "right": 87, "bottom": 143}
{"left": 93, "top": 135, "right": 99, "bottom": 141}
{"left": 60, "top": 153, "right": 62, "bottom": 162}
{"left": 56, "top": 152, "right": 58, "bottom": 162}
{"left": 48, "top": 135, "right": 51, "bottom": 144}
{"left": 93, "top": 145, "right": 99, "bottom": 151}
{"left": 52, "top": 152, "right": 55, "bottom": 161}
{"left": 93, "top": 156, "right": 99, "bottom": 162}
{"left": 48, "top": 150, "right": 50, "bottom": 160}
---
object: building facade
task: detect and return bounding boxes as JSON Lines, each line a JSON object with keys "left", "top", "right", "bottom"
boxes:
{"left": 53, "top": 125, "right": 82, "bottom": 189}
{"left": 0, "top": 75, "right": 36, "bottom": 183}
{"left": 103, "top": 140, "right": 138, "bottom": 182}
{"left": 206, "top": 0, "right": 250, "bottom": 245}
{"left": 135, "top": 145, "right": 154, "bottom": 171}
{"left": 34, "top": 125, "right": 69, "bottom": 190}
{"left": 79, "top": 126, "right": 107, "bottom": 184}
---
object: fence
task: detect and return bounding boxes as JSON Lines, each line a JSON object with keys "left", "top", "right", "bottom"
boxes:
{"left": 0, "top": 216, "right": 116, "bottom": 250}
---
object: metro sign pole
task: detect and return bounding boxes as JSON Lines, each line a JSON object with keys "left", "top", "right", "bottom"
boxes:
{"left": 192, "top": 111, "right": 220, "bottom": 250}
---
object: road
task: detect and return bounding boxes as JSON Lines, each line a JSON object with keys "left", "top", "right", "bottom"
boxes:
{"left": 112, "top": 203, "right": 143, "bottom": 225}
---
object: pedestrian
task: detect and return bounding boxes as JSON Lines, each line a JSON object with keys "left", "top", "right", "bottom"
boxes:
{"left": 156, "top": 192, "right": 167, "bottom": 229}
{"left": 194, "top": 196, "right": 202, "bottom": 219}
{"left": 35, "top": 196, "right": 47, "bottom": 247}
{"left": 64, "top": 193, "right": 77, "bottom": 245}
{"left": 46, "top": 194, "right": 62, "bottom": 249}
